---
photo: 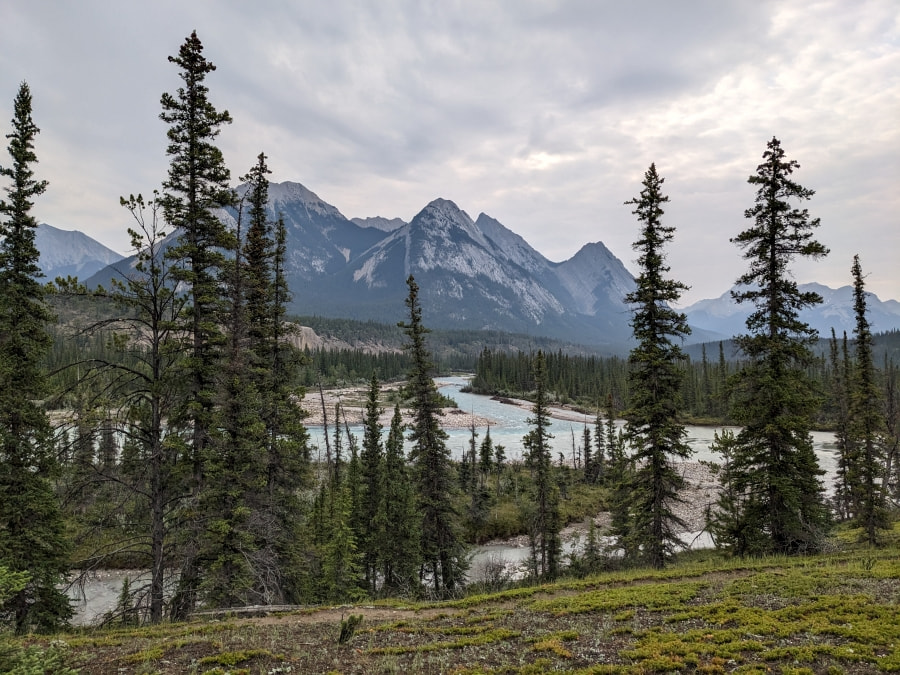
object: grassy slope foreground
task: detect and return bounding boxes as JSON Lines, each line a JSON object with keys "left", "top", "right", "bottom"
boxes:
{"left": 10, "top": 536, "right": 900, "bottom": 674}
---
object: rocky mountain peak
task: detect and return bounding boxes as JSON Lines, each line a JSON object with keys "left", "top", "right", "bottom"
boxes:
{"left": 35, "top": 223, "right": 124, "bottom": 280}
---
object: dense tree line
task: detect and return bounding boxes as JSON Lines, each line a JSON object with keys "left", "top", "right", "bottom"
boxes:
{"left": 471, "top": 336, "right": 898, "bottom": 429}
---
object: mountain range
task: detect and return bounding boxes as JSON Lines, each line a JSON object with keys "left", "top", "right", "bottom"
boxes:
{"left": 32, "top": 180, "right": 900, "bottom": 353}
{"left": 682, "top": 284, "right": 900, "bottom": 342}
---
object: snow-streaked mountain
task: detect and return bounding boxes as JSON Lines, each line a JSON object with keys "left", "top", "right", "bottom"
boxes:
{"left": 683, "top": 282, "right": 900, "bottom": 339}
{"left": 34, "top": 223, "right": 124, "bottom": 280}
{"left": 332, "top": 198, "right": 637, "bottom": 347}
{"left": 79, "top": 185, "right": 637, "bottom": 349}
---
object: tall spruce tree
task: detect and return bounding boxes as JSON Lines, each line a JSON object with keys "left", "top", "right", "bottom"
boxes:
{"left": 830, "top": 329, "right": 853, "bottom": 521}
{"left": 523, "top": 351, "right": 561, "bottom": 579}
{"left": 380, "top": 404, "right": 421, "bottom": 594}
{"left": 622, "top": 163, "right": 692, "bottom": 569}
{"left": 199, "top": 206, "right": 265, "bottom": 607}
{"left": 240, "top": 153, "right": 310, "bottom": 604}
{"left": 0, "top": 82, "right": 72, "bottom": 632}
{"left": 847, "top": 255, "right": 889, "bottom": 544}
{"left": 158, "top": 31, "right": 236, "bottom": 618}
{"left": 359, "top": 372, "right": 384, "bottom": 593}
{"left": 399, "top": 275, "right": 466, "bottom": 595}
{"left": 724, "top": 136, "right": 829, "bottom": 555}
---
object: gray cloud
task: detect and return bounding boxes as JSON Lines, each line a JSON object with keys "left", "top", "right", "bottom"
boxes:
{"left": 0, "top": 0, "right": 896, "bottom": 304}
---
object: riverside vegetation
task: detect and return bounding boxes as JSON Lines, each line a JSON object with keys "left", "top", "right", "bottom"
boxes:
{"left": 2, "top": 30, "right": 900, "bottom": 674}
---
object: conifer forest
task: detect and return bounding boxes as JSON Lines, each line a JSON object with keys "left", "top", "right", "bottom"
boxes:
{"left": 2, "top": 31, "right": 899, "bottom": 644}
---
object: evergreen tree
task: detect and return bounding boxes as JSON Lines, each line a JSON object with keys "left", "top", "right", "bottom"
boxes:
{"left": 0, "top": 82, "right": 72, "bottom": 632}
{"left": 345, "top": 426, "right": 364, "bottom": 588}
{"left": 242, "top": 153, "right": 274, "bottom": 365}
{"left": 478, "top": 427, "right": 494, "bottom": 487}
{"left": 380, "top": 404, "right": 420, "bottom": 595}
{"left": 399, "top": 276, "right": 466, "bottom": 595}
{"left": 883, "top": 356, "right": 900, "bottom": 508}
{"left": 322, "top": 484, "right": 360, "bottom": 602}
{"left": 159, "top": 31, "right": 236, "bottom": 619}
{"left": 704, "top": 430, "right": 764, "bottom": 552}
{"left": 830, "top": 329, "right": 853, "bottom": 521}
{"left": 591, "top": 404, "right": 606, "bottom": 484}
{"left": 240, "top": 155, "right": 310, "bottom": 604}
{"left": 622, "top": 163, "right": 692, "bottom": 569}
{"left": 359, "top": 372, "right": 384, "bottom": 594}
{"left": 847, "top": 255, "right": 889, "bottom": 544}
{"left": 493, "top": 442, "right": 506, "bottom": 495}
{"left": 199, "top": 209, "right": 264, "bottom": 607}
{"left": 603, "top": 394, "right": 635, "bottom": 559}
{"left": 523, "top": 351, "right": 561, "bottom": 579}
{"left": 582, "top": 424, "right": 593, "bottom": 483}
{"left": 724, "top": 137, "right": 829, "bottom": 555}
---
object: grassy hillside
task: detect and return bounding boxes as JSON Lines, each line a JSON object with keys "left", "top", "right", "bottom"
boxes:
{"left": 8, "top": 527, "right": 900, "bottom": 674}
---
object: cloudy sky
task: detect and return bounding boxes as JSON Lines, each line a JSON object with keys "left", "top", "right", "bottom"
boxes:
{"left": 1, "top": 1, "right": 897, "bottom": 305}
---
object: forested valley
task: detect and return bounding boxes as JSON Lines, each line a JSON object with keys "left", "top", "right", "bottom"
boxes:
{"left": 470, "top": 329, "right": 900, "bottom": 428}
{"left": 2, "top": 30, "right": 900, "bottom": 675}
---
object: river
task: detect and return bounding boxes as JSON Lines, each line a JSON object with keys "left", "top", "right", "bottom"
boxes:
{"left": 304, "top": 376, "right": 838, "bottom": 480}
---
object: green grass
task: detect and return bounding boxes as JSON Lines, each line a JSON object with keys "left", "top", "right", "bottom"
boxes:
{"left": 8, "top": 537, "right": 900, "bottom": 674}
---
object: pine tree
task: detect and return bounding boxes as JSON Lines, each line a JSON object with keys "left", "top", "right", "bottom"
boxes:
{"left": 359, "top": 372, "right": 384, "bottom": 594}
{"left": 0, "top": 82, "right": 72, "bottom": 632}
{"left": 399, "top": 276, "right": 466, "bottom": 595}
{"left": 622, "top": 163, "right": 692, "bottom": 569}
{"left": 847, "top": 255, "right": 889, "bottom": 544}
{"left": 830, "top": 329, "right": 853, "bottom": 521}
{"left": 493, "top": 442, "right": 506, "bottom": 495}
{"left": 160, "top": 29, "right": 235, "bottom": 467}
{"left": 592, "top": 404, "right": 606, "bottom": 484}
{"left": 380, "top": 404, "right": 420, "bottom": 595}
{"left": 705, "top": 429, "right": 763, "bottom": 551}
{"left": 523, "top": 351, "right": 561, "bottom": 579}
{"left": 478, "top": 427, "right": 494, "bottom": 487}
{"left": 240, "top": 154, "right": 310, "bottom": 604}
{"left": 159, "top": 31, "right": 236, "bottom": 618}
{"left": 582, "top": 424, "right": 593, "bottom": 483}
{"left": 725, "top": 137, "right": 829, "bottom": 555}
{"left": 322, "top": 484, "right": 360, "bottom": 602}
{"left": 603, "top": 394, "right": 635, "bottom": 559}
{"left": 199, "top": 207, "right": 264, "bottom": 608}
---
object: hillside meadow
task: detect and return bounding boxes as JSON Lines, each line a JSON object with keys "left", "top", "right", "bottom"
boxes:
{"left": 5, "top": 526, "right": 900, "bottom": 674}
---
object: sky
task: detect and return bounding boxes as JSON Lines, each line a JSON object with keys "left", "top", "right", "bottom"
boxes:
{"left": 0, "top": 1, "right": 897, "bottom": 305}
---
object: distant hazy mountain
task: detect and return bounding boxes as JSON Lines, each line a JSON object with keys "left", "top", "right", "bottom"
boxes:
{"left": 34, "top": 223, "right": 124, "bottom": 280}
{"left": 683, "top": 282, "right": 900, "bottom": 339}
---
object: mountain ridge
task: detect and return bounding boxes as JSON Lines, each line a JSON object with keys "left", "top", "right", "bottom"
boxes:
{"left": 38, "top": 179, "right": 898, "bottom": 351}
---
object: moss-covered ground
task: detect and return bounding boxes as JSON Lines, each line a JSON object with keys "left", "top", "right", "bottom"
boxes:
{"left": 9, "top": 528, "right": 900, "bottom": 674}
